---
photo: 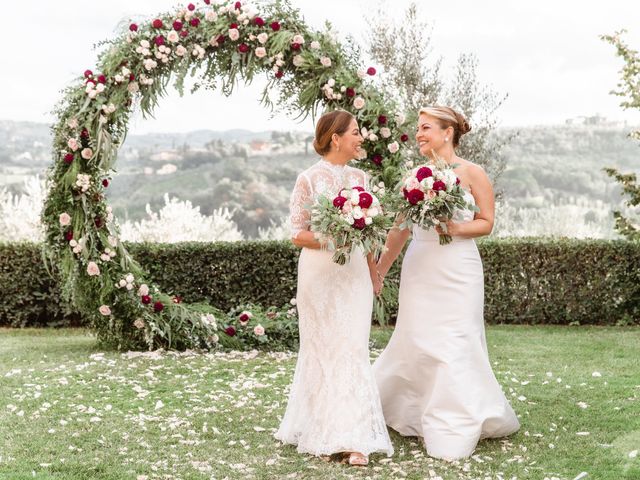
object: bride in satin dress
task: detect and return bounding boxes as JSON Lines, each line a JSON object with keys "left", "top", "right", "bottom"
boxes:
{"left": 373, "top": 106, "right": 519, "bottom": 460}
{"left": 275, "top": 110, "right": 393, "bottom": 465}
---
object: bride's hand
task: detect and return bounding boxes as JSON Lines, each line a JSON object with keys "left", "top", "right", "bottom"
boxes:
{"left": 435, "top": 220, "right": 462, "bottom": 237}
{"left": 371, "top": 270, "right": 384, "bottom": 296}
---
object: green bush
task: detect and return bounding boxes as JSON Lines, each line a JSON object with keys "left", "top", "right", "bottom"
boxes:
{"left": 1, "top": 239, "right": 638, "bottom": 328}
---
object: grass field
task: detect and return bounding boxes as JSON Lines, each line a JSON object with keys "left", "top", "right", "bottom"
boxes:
{"left": 1, "top": 326, "right": 639, "bottom": 479}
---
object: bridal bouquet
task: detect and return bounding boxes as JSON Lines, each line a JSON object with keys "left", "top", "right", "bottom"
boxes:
{"left": 309, "top": 186, "right": 391, "bottom": 265}
{"left": 389, "top": 157, "right": 478, "bottom": 245}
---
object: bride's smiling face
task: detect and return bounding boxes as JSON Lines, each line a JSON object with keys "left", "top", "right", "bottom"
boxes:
{"left": 415, "top": 113, "right": 450, "bottom": 156}
{"left": 335, "top": 118, "right": 363, "bottom": 159}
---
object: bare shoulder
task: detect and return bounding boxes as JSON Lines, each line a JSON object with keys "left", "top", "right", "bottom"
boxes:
{"left": 461, "top": 160, "right": 489, "bottom": 181}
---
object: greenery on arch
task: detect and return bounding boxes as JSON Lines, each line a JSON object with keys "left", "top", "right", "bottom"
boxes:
{"left": 42, "top": 0, "right": 412, "bottom": 350}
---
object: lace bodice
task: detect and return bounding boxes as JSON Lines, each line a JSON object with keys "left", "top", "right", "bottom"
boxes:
{"left": 289, "top": 159, "right": 368, "bottom": 238}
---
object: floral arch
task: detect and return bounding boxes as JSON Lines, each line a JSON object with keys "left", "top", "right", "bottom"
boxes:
{"left": 43, "top": 0, "right": 409, "bottom": 350}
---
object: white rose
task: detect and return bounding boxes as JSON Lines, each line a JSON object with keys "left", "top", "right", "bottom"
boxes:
{"left": 368, "top": 133, "right": 378, "bottom": 142}
{"left": 59, "top": 212, "right": 71, "bottom": 226}
{"left": 350, "top": 191, "right": 360, "bottom": 205}
{"left": 95, "top": 83, "right": 105, "bottom": 93}
{"left": 176, "top": 45, "right": 187, "bottom": 56}
{"left": 380, "top": 127, "right": 391, "bottom": 138}
{"left": 310, "top": 40, "right": 320, "bottom": 50}
{"left": 367, "top": 207, "right": 379, "bottom": 217}
{"left": 67, "top": 118, "right": 78, "bottom": 129}
{"left": 205, "top": 10, "right": 218, "bottom": 21}
{"left": 108, "top": 235, "right": 118, "bottom": 247}
{"left": 395, "top": 112, "right": 406, "bottom": 125}
{"left": 128, "top": 82, "right": 139, "bottom": 93}
{"left": 138, "top": 284, "right": 149, "bottom": 296}
{"left": 125, "top": 283, "right": 134, "bottom": 291}
{"left": 357, "top": 69, "right": 366, "bottom": 79}
{"left": 140, "top": 40, "right": 150, "bottom": 49}
{"left": 365, "top": 217, "right": 373, "bottom": 225}
{"left": 257, "top": 32, "right": 268, "bottom": 44}
{"left": 99, "top": 305, "right": 111, "bottom": 316}
{"left": 118, "top": 279, "right": 127, "bottom": 288}
{"left": 100, "top": 253, "right": 110, "bottom": 262}
{"left": 387, "top": 141, "right": 400, "bottom": 154}
{"left": 69, "top": 240, "right": 78, "bottom": 248}
{"left": 327, "top": 78, "right": 335, "bottom": 87}
{"left": 133, "top": 318, "right": 145, "bottom": 329}
{"left": 352, "top": 206, "right": 364, "bottom": 220}
{"left": 255, "top": 47, "right": 267, "bottom": 58}
{"left": 67, "top": 138, "right": 79, "bottom": 151}
{"left": 320, "top": 57, "right": 332, "bottom": 67}
{"left": 344, "top": 213, "right": 354, "bottom": 225}
{"left": 228, "top": 28, "right": 240, "bottom": 41}
{"left": 353, "top": 97, "right": 365, "bottom": 109}
{"left": 293, "top": 55, "right": 304, "bottom": 67}
{"left": 421, "top": 177, "right": 435, "bottom": 189}
{"left": 253, "top": 325, "right": 265, "bottom": 336}
{"left": 167, "top": 31, "right": 179, "bottom": 43}
{"left": 125, "top": 274, "right": 134, "bottom": 284}
{"left": 87, "top": 262, "right": 100, "bottom": 277}
{"left": 292, "top": 34, "right": 305, "bottom": 44}
{"left": 81, "top": 148, "right": 93, "bottom": 160}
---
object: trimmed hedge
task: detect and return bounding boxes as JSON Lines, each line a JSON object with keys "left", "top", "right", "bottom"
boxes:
{"left": 1, "top": 239, "right": 638, "bottom": 328}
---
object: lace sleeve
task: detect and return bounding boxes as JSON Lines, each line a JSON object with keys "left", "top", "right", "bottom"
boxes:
{"left": 289, "top": 173, "right": 312, "bottom": 239}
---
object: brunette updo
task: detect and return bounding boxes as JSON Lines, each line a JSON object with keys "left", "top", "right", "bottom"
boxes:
{"left": 419, "top": 106, "right": 471, "bottom": 148}
{"left": 312, "top": 110, "right": 355, "bottom": 156}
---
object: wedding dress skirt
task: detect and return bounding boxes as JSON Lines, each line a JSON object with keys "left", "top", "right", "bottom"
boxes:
{"left": 373, "top": 193, "right": 519, "bottom": 460}
{"left": 275, "top": 247, "right": 393, "bottom": 457}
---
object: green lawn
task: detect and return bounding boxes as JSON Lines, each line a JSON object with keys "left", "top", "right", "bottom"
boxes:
{"left": 1, "top": 326, "right": 639, "bottom": 479}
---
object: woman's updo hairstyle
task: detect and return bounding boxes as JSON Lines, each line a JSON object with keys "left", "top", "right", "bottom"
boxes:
{"left": 313, "top": 110, "right": 355, "bottom": 156}
{"left": 419, "top": 106, "right": 471, "bottom": 148}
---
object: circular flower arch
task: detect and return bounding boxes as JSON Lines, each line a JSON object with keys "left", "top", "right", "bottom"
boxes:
{"left": 43, "top": 0, "right": 410, "bottom": 351}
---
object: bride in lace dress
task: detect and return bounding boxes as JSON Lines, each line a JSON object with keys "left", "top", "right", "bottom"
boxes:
{"left": 373, "top": 107, "right": 519, "bottom": 460}
{"left": 274, "top": 110, "right": 393, "bottom": 465}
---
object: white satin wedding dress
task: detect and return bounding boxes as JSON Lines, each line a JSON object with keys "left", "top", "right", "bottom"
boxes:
{"left": 275, "top": 159, "right": 393, "bottom": 457}
{"left": 373, "top": 190, "right": 519, "bottom": 460}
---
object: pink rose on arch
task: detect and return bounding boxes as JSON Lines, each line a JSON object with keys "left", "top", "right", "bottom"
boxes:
{"left": 253, "top": 324, "right": 265, "bottom": 336}
{"left": 416, "top": 166, "right": 433, "bottom": 182}
{"left": 87, "top": 261, "right": 100, "bottom": 276}
{"left": 333, "top": 196, "right": 347, "bottom": 209}
{"left": 81, "top": 148, "right": 93, "bottom": 160}
{"left": 358, "top": 192, "right": 373, "bottom": 208}
{"left": 99, "top": 305, "right": 111, "bottom": 316}
{"left": 67, "top": 138, "right": 79, "bottom": 152}
{"left": 406, "top": 189, "right": 425, "bottom": 205}
{"left": 59, "top": 212, "right": 71, "bottom": 226}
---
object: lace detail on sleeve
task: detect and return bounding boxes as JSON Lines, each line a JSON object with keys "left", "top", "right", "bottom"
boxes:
{"left": 289, "top": 173, "right": 312, "bottom": 239}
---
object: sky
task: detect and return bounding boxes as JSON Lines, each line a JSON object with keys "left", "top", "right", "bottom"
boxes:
{"left": 2, "top": 0, "right": 640, "bottom": 134}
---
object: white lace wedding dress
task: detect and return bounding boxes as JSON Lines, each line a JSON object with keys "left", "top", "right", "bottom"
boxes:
{"left": 274, "top": 159, "right": 393, "bottom": 457}
{"left": 372, "top": 190, "right": 519, "bottom": 460}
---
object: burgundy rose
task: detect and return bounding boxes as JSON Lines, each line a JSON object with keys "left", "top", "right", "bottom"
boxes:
{"left": 64, "top": 231, "right": 74, "bottom": 241}
{"left": 102, "top": 179, "right": 109, "bottom": 188}
{"left": 366, "top": 66, "right": 376, "bottom": 76}
{"left": 173, "top": 20, "right": 183, "bottom": 31}
{"left": 230, "top": 22, "right": 238, "bottom": 29}
{"left": 216, "top": 34, "right": 225, "bottom": 44}
{"left": 333, "top": 196, "right": 347, "bottom": 209}
{"left": 187, "top": 3, "right": 195, "bottom": 11}
{"left": 129, "top": 73, "right": 136, "bottom": 81}
{"left": 63, "top": 153, "right": 74, "bottom": 164}
{"left": 378, "top": 115, "right": 387, "bottom": 125}
{"left": 352, "top": 186, "right": 365, "bottom": 192}
{"left": 456, "top": 177, "right": 461, "bottom": 185}
{"left": 270, "top": 21, "right": 281, "bottom": 31}
{"left": 225, "top": 326, "right": 237, "bottom": 336}
{"left": 129, "top": 23, "right": 138, "bottom": 32}
{"left": 234, "top": 1, "right": 242, "bottom": 9}
{"left": 94, "top": 217, "right": 103, "bottom": 228}
{"left": 275, "top": 70, "right": 283, "bottom": 79}
{"left": 180, "top": 29, "right": 189, "bottom": 38}
{"left": 345, "top": 87, "right": 355, "bottom": 97}
{"left": 291, "top": 42, "right": 301, "bottom": 50}
{"left": 204, "top": 0, "right": 210, "bottom": 4}
{"left": 172, "top": 296, "right": 182, "bottom": 304}
{"left": 97, "top": 74, "right": 106, "bottom": 84}
{"left": 358, "top": 192, "right": 373, "bottom": 208}
{"left": 407, "top": 188, "right": 425, "bottom": 205}
{"left": 85, "top": 78, "right": 96, "bottom": 86}
{"left": 84, "top": 69, "right": 93, "bottom": 78}
{"left": 402, "top": 187, "right": 409, "bottom": 199}
{"left": 80, "top": 128, "right": 90, "bottom": 138}
{"left": 152, "top": 19, "right": 163, "bottom": 29}
{"left": 433, "top": 180, "right": 446, "bottom": 191}
{"left": 416, "top": 166, "right": 433, "bottom": 182}
{"left": 239, "top": 313, "right": 250, "bottom": 322}
{"left": 353, "top": 217, "right": 366, "bottom": 230}
{"left": 153, "top": 301, "right": 164, "bottom": 313}
{"left": 371, "top": 154, "right": 382, "bottom": 166}
{"left": 254, "top": 17, "right": 265, "bottom": 26}
{"left": 190, "top": 17, "right": 200, "bottom": 27}
{"left": 154, "top": 35, "right": 165, "bottom": 46}
{"left": 141, "top": 295, "right": 152, "bottom": 304}
{"left": 400, "top": 133, "right": 409, "bottom": 142}
{"left": 238, "top": 43, "right": 249, "bottom": 53}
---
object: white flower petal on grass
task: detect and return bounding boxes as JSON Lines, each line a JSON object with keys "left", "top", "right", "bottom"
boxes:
{"left": 573, "top": 473, "right": 589, "bottom": 480}
{"left": 577, "top": 401, "right": 589, "bottom": 409}
{"left": 592, "top": 371, "right": 602, "bottom": 377}
{"left": 253, "top": 426, "right": 265, "bottom": 432}
{"left": 155, "top": 400, "right": 164, "bottom": 410}
{"left": 576, "top": 431, "right": 590, "bottom": 436}
{"left": 629, "top": 450, "right": 638, "bottom": 458}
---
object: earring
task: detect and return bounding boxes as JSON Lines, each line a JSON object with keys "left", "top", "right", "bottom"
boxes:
{"left": 444, "top": 137, "right": 449, "bottom": 142}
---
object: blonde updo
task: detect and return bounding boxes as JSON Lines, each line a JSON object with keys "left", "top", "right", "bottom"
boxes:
{"left": 419, "top": 106, "right": 471, "bottom": 148}
{"left": 312, "top": 110, "right": 355, "bottom": 156}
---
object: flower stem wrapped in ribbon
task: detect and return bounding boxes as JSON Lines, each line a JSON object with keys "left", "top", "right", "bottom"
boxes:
{"left": 388, "top": 155, "right": 479, "bottom": 245}
{"left": 310, "top": 186, "right": 392, "bottom": 265}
